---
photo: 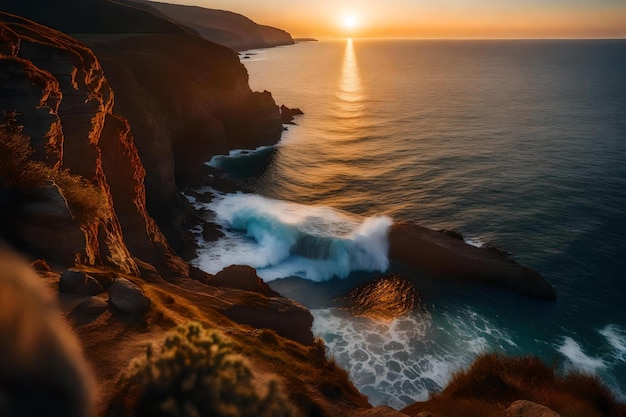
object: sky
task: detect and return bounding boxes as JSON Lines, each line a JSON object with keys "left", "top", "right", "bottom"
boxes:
{"left": 159, "top": 0, "right": 626, "bottom": 39}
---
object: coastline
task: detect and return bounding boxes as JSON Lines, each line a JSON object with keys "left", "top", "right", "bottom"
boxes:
{"left": 1, "top": 4, "right": 624, "bottom": 417}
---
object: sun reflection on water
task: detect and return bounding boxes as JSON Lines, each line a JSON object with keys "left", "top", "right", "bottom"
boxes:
{"left": 337, "top": 38, "right": 365, "bottom": 116}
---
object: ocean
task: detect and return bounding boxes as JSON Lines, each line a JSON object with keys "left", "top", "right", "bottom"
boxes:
{"left": 192, "top": 39, "right": 626, "bottom": 408}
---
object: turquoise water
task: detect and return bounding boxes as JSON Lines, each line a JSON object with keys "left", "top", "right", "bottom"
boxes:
{"left": 195, "top": 39, "right": 626, "bottom": 408}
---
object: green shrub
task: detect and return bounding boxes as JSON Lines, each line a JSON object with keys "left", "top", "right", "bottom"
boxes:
{"left": 118, "top": 322, "right": 297, "bottom": 417}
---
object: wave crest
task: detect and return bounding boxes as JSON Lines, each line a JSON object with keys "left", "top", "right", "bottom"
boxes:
{"left": 195, "top": 193, "right": 392, "bottom": 281}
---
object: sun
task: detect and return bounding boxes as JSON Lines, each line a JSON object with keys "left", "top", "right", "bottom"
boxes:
{"left": 343, "top": 15, "right": 358, "bottom": 30}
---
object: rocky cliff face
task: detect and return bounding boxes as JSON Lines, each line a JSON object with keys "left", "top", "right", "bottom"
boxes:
{"left": 0, "top": 13, "right": 187, "bottom": 278}
{"left": 89, "top": 32, "right": 283, "bottom": 253}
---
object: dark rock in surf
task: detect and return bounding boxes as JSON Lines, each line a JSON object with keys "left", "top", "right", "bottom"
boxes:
{"left": 202, "top": 222, "right": 225, "bottom": 242}
{"left": 343, "top": 276, "right": 419, "bottom": 321}
{"left": 389, "top": 221, "right": 556, "bottom": 300}
{"left": 439, "top": 229, "right": 464, "bottom": 241}
{"left": 483, "top": 242, "right": 512, "bottom": 259}
{"left": 280, "top": 105, "right": 304, "bottom": 124}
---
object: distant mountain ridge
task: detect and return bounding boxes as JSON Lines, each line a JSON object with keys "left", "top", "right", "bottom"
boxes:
{"left": 128, "top": 0, "right": 295, "bottom": 50}
{"left": 0, "top": 0, "right": 191, "bottom": 34}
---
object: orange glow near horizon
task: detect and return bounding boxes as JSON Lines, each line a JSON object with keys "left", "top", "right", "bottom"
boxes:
{"left": 161, "top": 0, "right": 626, "bottom": 39}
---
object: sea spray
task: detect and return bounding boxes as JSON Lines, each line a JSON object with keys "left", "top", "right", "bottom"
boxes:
{"left": 557, "top": 337, "right": 607, "bottom": 373}
{"left": 193, "top": 193, "right": 392, "bottom": 281}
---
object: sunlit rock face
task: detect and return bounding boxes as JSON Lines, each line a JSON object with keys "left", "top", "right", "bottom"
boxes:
{"left": 344, "top": 276, "right": 419, "bottom": 321}
{"left": 0, "top": 13, "right": 186, "bottom": 277}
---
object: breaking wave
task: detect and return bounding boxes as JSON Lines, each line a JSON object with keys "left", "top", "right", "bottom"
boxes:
{"left": 193, "top": 193, "right": 392, "bottom": 281}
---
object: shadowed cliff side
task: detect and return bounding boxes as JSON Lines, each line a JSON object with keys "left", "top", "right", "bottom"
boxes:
{"left": 0, "top": 0, "right": 191, "bottom": 35}
{"left": 0, "top": 13, "right": 188, "bottom": 278}
{"left": 87, "top": 33, "right": 283, "bottom": 254}
{"left": 124, "top": 0, "right": 295, "bottom": 51}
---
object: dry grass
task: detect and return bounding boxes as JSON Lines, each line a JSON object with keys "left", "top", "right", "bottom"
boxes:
{"left": 403, "top": 353, "right": 625, "bottom": 417}
{"left": 0, "top": 115, "right": 106, "bottom": 223}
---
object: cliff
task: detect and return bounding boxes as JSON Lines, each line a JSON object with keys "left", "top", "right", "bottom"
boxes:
{"left": 86, "top": 32, "right": 283, "bottom": 252}
{"left": 0, "top": 0, "right": 191, "bottom": 35}
{"left": 126, "top": 0, "right": 295, "bottom": 51}
{"left": 0, "top": 12, "right": 188, "bottom": 278}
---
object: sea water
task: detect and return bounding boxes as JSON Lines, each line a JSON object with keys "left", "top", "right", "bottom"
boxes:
{"left": 193, "top": 39, "right": 626, "bottom": 408}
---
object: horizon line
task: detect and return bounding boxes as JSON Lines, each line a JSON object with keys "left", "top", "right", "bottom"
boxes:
{"left": 298, "top": 36, "right": 626, "bottom": 42}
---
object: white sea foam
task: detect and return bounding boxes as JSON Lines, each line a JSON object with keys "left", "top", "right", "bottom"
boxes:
{"left": 206, "top": 145, "right": 275, "bottom": 168}
{"left": 599, "top": 324, "right": 626, "bottom": 362}
{"left": 193, "top": 193, "right": 392, "bottom": 281}
{"left": 312, "top": 306, "right": 516, "bottom": 409}
{"left": 557, "top": 336, "right": 607, "bottom": 373}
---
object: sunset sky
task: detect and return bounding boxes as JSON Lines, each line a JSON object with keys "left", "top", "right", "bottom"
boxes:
{"left": 156, "top": 0, "right": 626, "bottom": 39}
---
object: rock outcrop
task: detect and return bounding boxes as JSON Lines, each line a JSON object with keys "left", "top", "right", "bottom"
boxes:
{"left": 209, "top": 265, "right": 280, "bottom": 297}
{"left": 223, "top": 296, "right": 314, "bottom": 345}
{"left": 0, "top": 0, "right": 190, "bottom": 35}
{"left": 0, "top": 13, "right": 188, "bottom": 278}
{"left": 126, "top": 0, "right": 295, "bottom": 51}
{"left": 389, "top": 221, "right": 556, "bottom": 300}
{"left": 89, "top": 32, "right": 282, "bottom": 252}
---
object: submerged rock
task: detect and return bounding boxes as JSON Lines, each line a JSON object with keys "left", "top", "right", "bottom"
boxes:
{"left": 202, "top": 222, "right": 225, "bottom": 242}
{"left": 343, "top": 276, "right": 419, "bottom": 321}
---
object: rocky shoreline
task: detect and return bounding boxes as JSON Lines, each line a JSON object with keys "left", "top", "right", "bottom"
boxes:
{"left": 0, "top": 1, "right": 620, "bottom": 417}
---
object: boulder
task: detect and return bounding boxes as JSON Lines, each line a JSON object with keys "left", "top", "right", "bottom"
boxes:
{"left": 506, "top": 401, "right": 561, "bottom": 417}
{"left": 108, "top": 278, "right": 151, "bottom": 316}
{"left": 389, "top": 221, "right": 556, "bottom": 300}
{"left": 59, "top": 269, "right": 104, "bottom": 296}
{"left": 210, "top": 265, "right": 279, "bottom": 297}
{"left": 343, "top": 276, "right": 418, "bottom": 321}
{"left": 223, "top": 296, "right": 314, "bottom": 345}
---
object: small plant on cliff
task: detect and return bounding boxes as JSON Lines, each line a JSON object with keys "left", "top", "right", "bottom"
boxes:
{"left": 0, "top": 113, "right": 106, "bottom": 224}
{"left": 51, "top": 168, "right": 107, "bottom": 224}
{"left": 115, "top": 322, "right": 297, "bottom": 417}
{"left": 0, "top": 114, "right": 47, "bottom": 187}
